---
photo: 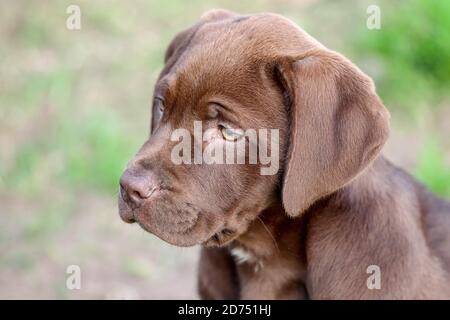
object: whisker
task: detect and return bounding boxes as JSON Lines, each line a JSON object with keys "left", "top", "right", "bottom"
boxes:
{"left": 257, "top": 216, "right": 279, "bottom": 252}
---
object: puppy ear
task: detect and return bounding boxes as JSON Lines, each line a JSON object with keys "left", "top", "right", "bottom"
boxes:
{"left": 163, "top": 27, "right": 193, "bottom": 63}
{"left": 277, "top": 50, "right": 390, "bottom": 217}
{"left": 200, "top": 8, "right": 236, "bottom": 22}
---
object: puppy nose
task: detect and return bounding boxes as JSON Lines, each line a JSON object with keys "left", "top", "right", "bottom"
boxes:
{"left": 120, "top": 170, "right": 155, "bottom": 207}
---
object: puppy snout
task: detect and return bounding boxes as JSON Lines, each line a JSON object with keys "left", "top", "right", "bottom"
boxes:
{"left": 120, "top": 170, "right": 157, "bottom": 208}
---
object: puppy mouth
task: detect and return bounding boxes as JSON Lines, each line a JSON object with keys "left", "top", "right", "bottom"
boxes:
{"left": 119, "top": 192, "right": 234, "bottom": 247}
{"left": 137, "top": 211, "right": 199, "bottom": 235}
{"left": 119, "top": 194, "right": 215, "bottom": 246}
{"left": 131, "top": 211, "right": 203, "bottom": 247}
{"left": 118, "top": 193, "right": 136, "bottom": 224}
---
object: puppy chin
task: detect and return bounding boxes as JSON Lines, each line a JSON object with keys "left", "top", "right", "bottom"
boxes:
{"left": 132, "top": 207, "right": 220, "bottom": 247}
{"left": 135, "top": 216, "right": 213, "bottom": 247}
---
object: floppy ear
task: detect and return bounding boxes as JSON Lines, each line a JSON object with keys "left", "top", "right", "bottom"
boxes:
{"left": 277, "top": 50, "right": 390, "bottom": 217}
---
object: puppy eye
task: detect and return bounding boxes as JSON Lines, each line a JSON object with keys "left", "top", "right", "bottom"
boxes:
{"left": 220, "top": 126, "right": 244, "bottom": 141}
{"left": 154, "top": 97, "right": 165, "bottom": 113}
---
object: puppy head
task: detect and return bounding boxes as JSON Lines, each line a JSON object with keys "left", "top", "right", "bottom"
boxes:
{"left": 118, "top": 10, "right": 390, "bottom": 247}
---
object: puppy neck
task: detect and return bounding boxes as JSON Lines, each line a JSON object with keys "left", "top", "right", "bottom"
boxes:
{"left": 230, "top": 203, "right": 305, "bottom": 266}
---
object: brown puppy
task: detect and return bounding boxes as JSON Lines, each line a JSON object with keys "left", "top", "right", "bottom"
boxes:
{"left": 118, "top": 10, "right": 450, "bottom": 299}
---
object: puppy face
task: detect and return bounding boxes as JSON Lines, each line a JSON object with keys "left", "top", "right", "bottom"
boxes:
{"left": 118, "top": 12, "right": 289, "bottom": 247}
{"left": 118, "top": 10, "right": 390, "bottom": 247}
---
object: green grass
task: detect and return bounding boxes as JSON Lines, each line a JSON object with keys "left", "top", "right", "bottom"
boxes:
{"left": 121, "top": 256, "right": 155, "bottom": 280}
{"left": 415, "top": 139, "right": 450, "bottom": 197}
{"left": 3, "top": 110, "right": 136, "bottom": 194}
{"left": 59, "top": 111, "right": 136, "bottom": 192}
{"left": 23, "top": 207, "right": 71, "bottom": 241}
{"left": 355, "top": 0, "right": 450, "bottom": 116}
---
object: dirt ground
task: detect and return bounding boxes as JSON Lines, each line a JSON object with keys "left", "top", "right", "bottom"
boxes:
{"left": 0, "top": 191, "right": 199, "bottom": 299}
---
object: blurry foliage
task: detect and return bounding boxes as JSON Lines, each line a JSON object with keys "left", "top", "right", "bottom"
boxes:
{"left": 2, "top": 67, "right": 135, "bottom": 194}
{"left": 1, "top": 1, "right": 146, "bottom": 195}
{"left": 23, "top": 206, "right": 71, "bottom": 241}
{"left": 1, "top": 0, "right": 449, "bottom": 198}
{"left": 60, "top": 112, "right": 135, "bottom": 191}
{"left": 356, "top": 0, "right": 450, "bottom": 115}
{"left": 415, "top": 139, "right": 450, "bottom": 197}
{"left": 9, "top": 115, "right": 133, "bottom": 194}
{"left": 353, "top": 0, "right": 450, "bottom": 195}
{"left": 121, "top": 257, "right": 155, "bottom": 280}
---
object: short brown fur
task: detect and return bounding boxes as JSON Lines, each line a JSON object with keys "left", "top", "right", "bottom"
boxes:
{"left": 119, "top": 10, "right": 450, "bottom": 299}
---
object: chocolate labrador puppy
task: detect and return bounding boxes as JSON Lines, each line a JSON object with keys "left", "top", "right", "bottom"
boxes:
{"left": 118, "top": 10, "right": 450, "bottom": 299}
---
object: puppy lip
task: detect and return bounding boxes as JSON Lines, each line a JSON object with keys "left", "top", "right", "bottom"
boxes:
{"left": 132, "top": 204, "right": 203, "bottom": 242}
{"left": 118, "top": 192, "right": 136, "bottom": 223}
{"left": 135, "top": 217, "right": 203, "bottom": 247}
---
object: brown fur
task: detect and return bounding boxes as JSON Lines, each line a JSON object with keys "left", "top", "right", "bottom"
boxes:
{"left": 118, "top": 10, "right": 450, "bottom": 299}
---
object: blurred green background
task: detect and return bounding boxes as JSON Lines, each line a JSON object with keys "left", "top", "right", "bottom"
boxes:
{"left": 0, "top": 0, "right": 449, "bottom": 299}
